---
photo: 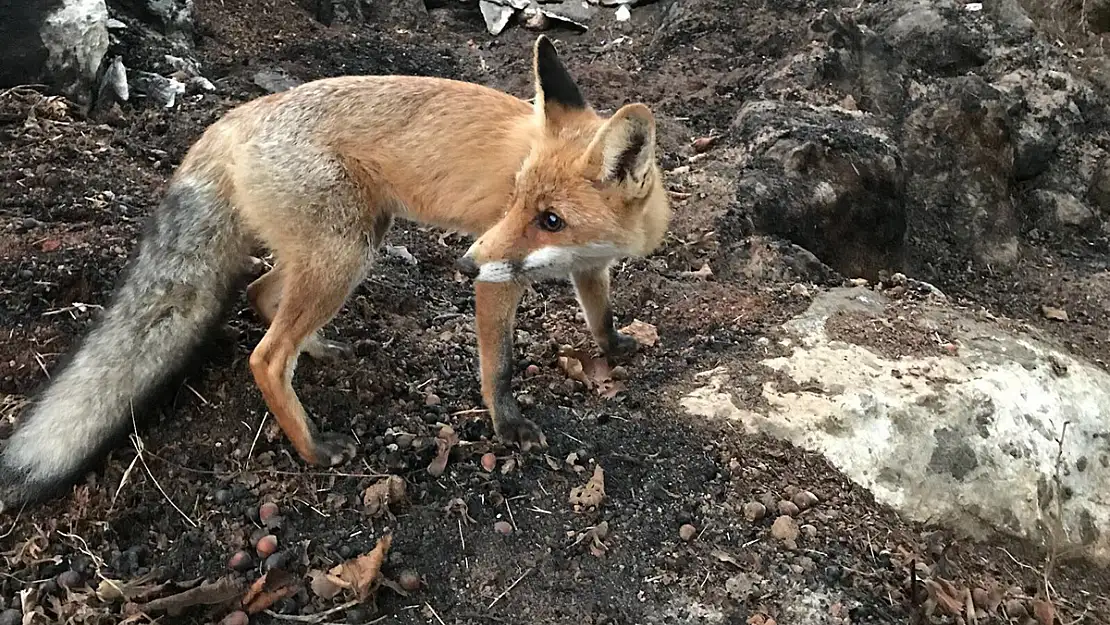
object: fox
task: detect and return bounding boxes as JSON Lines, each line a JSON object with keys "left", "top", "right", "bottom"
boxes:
{"left": 0, "top": 35, "right": 671, "bottom": 513}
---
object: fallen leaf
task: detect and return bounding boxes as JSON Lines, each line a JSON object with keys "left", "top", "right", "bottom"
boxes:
{"left": 135, "top": 576, "right": 244, "bottom": 617}
{"left": 569, "top": 464, "right": 606, "bottom": 511}
{"left": 924, "top": 578, "right": 965, "bottom": 617}
{"left": 1032, "top": 598, "right": 1055, "bottom": 625}
{"left": 619, "top": 319, "right": 659, "bottom": 347}
{"left": 325, "top": 534, "right": 392, "bottom": 602}
{"left": 362, "top": 475, "right": 406, "bottom": 518}
{"left": 96, "top": 571, "right": 167, "bottom": 603}
{"left": 557, "top": 347, "right": 627, "bottom": 399}
{"left": 241, "top": 569, "right": 298, "bottom": 615}
{"left": 710, "top": 549, "right": 743, "bottom": 568}
{"left": 1041, "top": 305, "right": 1068, "bottom": 322}
{"left": 681, "top": 262, "right": 713, "bottom": 279}
{"left": 427, "top": 425, "right": 459, "bottom": 477}
{"left": 309, "top": 569, "right": 342, "bottom": 600}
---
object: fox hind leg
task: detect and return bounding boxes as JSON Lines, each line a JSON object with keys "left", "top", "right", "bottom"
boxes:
{"left": 571, "top": 265, "right": 639, "bottom": 362}
{"left": 247, "top": 260, "right": 355, "bottom": 363}
{"left": 247, "top": 245, "right": 368, "bottom": 466}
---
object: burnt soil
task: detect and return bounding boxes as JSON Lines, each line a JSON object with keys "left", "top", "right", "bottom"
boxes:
{"left": 2, "top": 0, "right": 1110, "bottom": 624}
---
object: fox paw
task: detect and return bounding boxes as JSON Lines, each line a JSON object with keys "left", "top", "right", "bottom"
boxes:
{"left": 305, "top": 338, "right": 355, "bottom": 363}
{"left": 495, "top": 418, "right": 548, "bottom": 453}
{"left": 607, "top": 331, "right": 640, "bottom": 362}
{"left": 313, "top": 432, "right": 359, "bottom": 467}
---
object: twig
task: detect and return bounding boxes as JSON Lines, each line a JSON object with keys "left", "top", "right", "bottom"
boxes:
{"left": 487, "top": 567, "right": 535, "bottom": 610}
{"left": 266, "top": 599, "right": 359, "bottom": 622}
{"left": 427, "top": 603, "right": 447, "bottom": 625}
{"left": 247, "top": 412, "right": 268, "bottom": 463}
{"left": 130, "top": 404, "right": 197, "bottom": 528}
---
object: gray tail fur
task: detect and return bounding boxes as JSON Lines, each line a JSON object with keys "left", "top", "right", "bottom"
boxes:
{"left": 0, "top": 177, "right": 249, "bottom": 513}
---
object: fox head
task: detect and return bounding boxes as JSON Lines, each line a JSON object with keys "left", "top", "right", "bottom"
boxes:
{"left": 456, "top": 35, "right": 671, "bottom": 283}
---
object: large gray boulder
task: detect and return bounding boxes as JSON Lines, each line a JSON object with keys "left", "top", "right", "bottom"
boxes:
{"left": 0, "top": 0, "right": 109, "bottom": 107}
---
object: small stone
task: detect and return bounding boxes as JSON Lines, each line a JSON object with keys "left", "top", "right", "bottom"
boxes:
{"left": 778, "top": 500, "right": 800, "bottom": 517}
{"left": 759, "top": 492, "right": 778, "bottom": 511}
{"left": 494, "top": 521, "right": 513, "bottom": 535}
{"left": 229, "top": 551, "right": 253, "bottom": 572}
{"left": 256, "top": 535, "right": 278, "bottom": 558}
{"left": 264, "top": 552, "right": 289, "bottom": 571}
{"left": 610, "top": 365, "right": 629, "bottom": 381}
{"left": 801, "top": 524, "right": 818, "bottom": 539}
{"left": 56, "top": 570, "right": 82, "bottom": 589}
{"left": 792, "top": 490, "right": 818, "bottom": 510}
{"left": 790, "top": 283, "right": 811, "bottom": 298}
{"left": 770, "top": 515, "right": 800, "bottom": 543}
{"left": 214, "top": 489, "right": 233, "bottom": 505}
{"left": 1041, "top": 305, "right": 1069, "bottom": 322}
{"left": 259, "top": 502, "right": 279, "bottom": 523}
{"left": 743, "top": 501, "right": 767, "bottom": 522}
{"left": 1004, "top": 599, "right": 1028, "bottom": 619}
{"left": 525, "top": 364, "right": 540, "bottom": 377}
{"left": 220, "top": 611, "right": 250, "bottom": 625}
{"left": 396, "top": 434, "right": 415, "bottom": 449}
{"left": 481, "top": 452, "right": 497, "bottom": 472}
{"left": 679, "top": 524, "right": 697, "bottom": 541}
{"left": 398, "top": 570, "right": 422, "bottom": 591}
{"left": 425, "top": 393, "right": 441, "bottom": 407}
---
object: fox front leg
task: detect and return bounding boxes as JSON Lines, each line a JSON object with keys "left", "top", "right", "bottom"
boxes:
{"left": 571, "top": 265, "right": 639, "bottom": 362}
{"left": 473, "top": 280, "right": 548, "bottom": 452}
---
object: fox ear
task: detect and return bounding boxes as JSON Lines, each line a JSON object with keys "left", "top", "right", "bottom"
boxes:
{"left": 585, "top": 103, "right": 657, "bottom": 195}
{"left": 532, "top": 35, "right": 587, "bottom": 122}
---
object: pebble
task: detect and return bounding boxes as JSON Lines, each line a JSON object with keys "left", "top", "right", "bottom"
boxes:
{"left": 777, "top": 500, "right": 800, "bottom": 517}
{"left": 1004, "top": 599, "right": 1028, "bottom": 619}
{"left": 56, "top": 570, "right": 82, "bottom": 589}
{"left": 396, "top": 433, "right": 415, "bottom": 449}
{"left": 264, "top": 552, "right": 290, "bottom": 571}
{"left": 801, "top": 524, "right": 818, "bottom": 539}
{"left": 256, "top": 534, "right": 278, "bottom": 558}
{"left": 792, "top": 490, "right": 819, "bottom": 510}
{"left": 220, "top": 611, "right": 249, "bottom": 625}
{"left": 398, "top": 570, "right": 422, "bottom": 591}
{"left": 679, "top": 524, "right": 697, "bottom": 541}
{"left": 481, "top": 452, "right": 497, "bottom": 472}
{"left": 259, "top": 502, "right": 280, "bottom": 523}
{"left": 743, "top": 501, "right": 767, "bottom": 522}
{"left": 494, "top": 521, "right": 513, "bottom": 535}
{"left": 424, "top": 393, "right": 441, "bottom": 407}
{"left": 770, "top": 515, "right": 800, "bottom": 543}
{"left": 228, "top": 551, "right": 253, "bottom": 572}
{"left": 525, "top": 364, "right": 540, "bottom": 376}
{"left": 214, "top": 489, "right": 234, "bottom": 505}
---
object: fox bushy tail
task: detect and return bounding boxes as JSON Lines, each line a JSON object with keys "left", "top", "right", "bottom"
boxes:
{"left": 0, "top": 178, "right": 249, "bottom": 512}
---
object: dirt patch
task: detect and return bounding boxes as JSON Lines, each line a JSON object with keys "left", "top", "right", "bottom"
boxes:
{"left": 2, "top": 0, "right": 1110, "bottom": 624}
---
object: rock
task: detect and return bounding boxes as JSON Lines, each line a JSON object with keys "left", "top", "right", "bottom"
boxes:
{"left": 777, "top": 500, "right": 800, "bottom": 517}
{"left": 253, "top": 69, "right": 302, "bottom": 94}
{"left": 801, "top": 524, "right": 818, "bottom": 539}
{"left": 730, "top": 100, "right": 906, "bottom": 281}
{"left": 130, "top": 70, "right": 184, "bottom": 107}
{"left": 398, "top": 570, "right": 422, "bottom": 591}
{"left": 111, "top": 0, "right": 193, "bottom": 41}
{"left": 480, "top": 452, "right": 497, "bottom": 472}
{"left": 680, "top": 286, "right": 1110, "bottom": 565}
{"left": 770, "top": 515, "right": 800, "bottom": 543}
{"left": 679, "top": 524, "right": 697, "bottom": 541}
{"left": 228, "top": 551, "right": 253, "bottom": 572}
{"left": 478, "top": 0, "right": 515, "bottom": 35}
{"left": 256, "top": 535, "right": 278, "bottom": 558}
{"left": 743, "top": 501, "right": 767, "bottom": 522}
{"left": 494, "top": 521, "right": 513, "bottom": 535}
{"left": 866, "top": 0, "right": 987, "bottom": 75}
{"left": 1089, "top": 157, "right": 1110, "bottom": 216}
{"left": 540, "top": 0, "right": 597, "bottom": 29}
{"left": 259, "top": 502, "right": 279, "bottom": 523}
{"left": 792, "top": 490, "right": 819, "bottom": 510}
{"left": 0, "top": 0, "right": 109, "bottom": 107}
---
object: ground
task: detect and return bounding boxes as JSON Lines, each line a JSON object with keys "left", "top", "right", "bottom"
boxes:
{"left": 1, "top": 0, "right": 1109, "bottom": 623}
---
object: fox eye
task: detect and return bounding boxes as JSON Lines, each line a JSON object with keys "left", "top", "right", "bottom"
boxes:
{"left": 536, "top": 210, "right": 565, "bottom": 233}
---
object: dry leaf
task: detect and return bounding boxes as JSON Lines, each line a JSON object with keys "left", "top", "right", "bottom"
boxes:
{"left": 619, "top": 319, "right": 659, "bottom": 347}
{"left": 1032, "top": 598, "right": 1055, "bottom": 625}
{"left": 569, "top": 465, "right": 606, "bottom": 511}
{"left": 325, "top": 534, "right": 392, "bottom": 602}
{"left": 557, "top": 347, "right": 627, "bottom": 399}
{"left": 363, "top": 475, "right": 406, "bottom": 518}
{"left": 681, "top": 263, "right": 713, "bottom": 279}
{"left": 96, "top": 571, "right": 166, "bottom": 603}
{"left": 241, "top": 569, "right": 298, "bottom": 615}
{"left": 309, "top": 569, "right": 342, "bottom": 600}
{"left": 427, "top": 426, "right": 459, "bottom": 477}
{"left": 1041, "top": 305, "right": 1069, "bottom": 322}
{"left": 924, "top": 578, "right": 965, "bottom": 617}
{"left": 136, "top": 576, "right": 244, "bottom": 617}
{"left": 710, "top": 549, "right": 742, "bottom": 568}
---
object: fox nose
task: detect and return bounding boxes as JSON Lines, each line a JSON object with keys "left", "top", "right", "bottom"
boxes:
{"left": 455, "top": 256, "right": 480, "bottom": 279}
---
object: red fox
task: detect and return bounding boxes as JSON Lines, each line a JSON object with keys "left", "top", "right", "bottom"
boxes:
{"left": 0, "top": 35, "right": 671, "bottom": 512}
